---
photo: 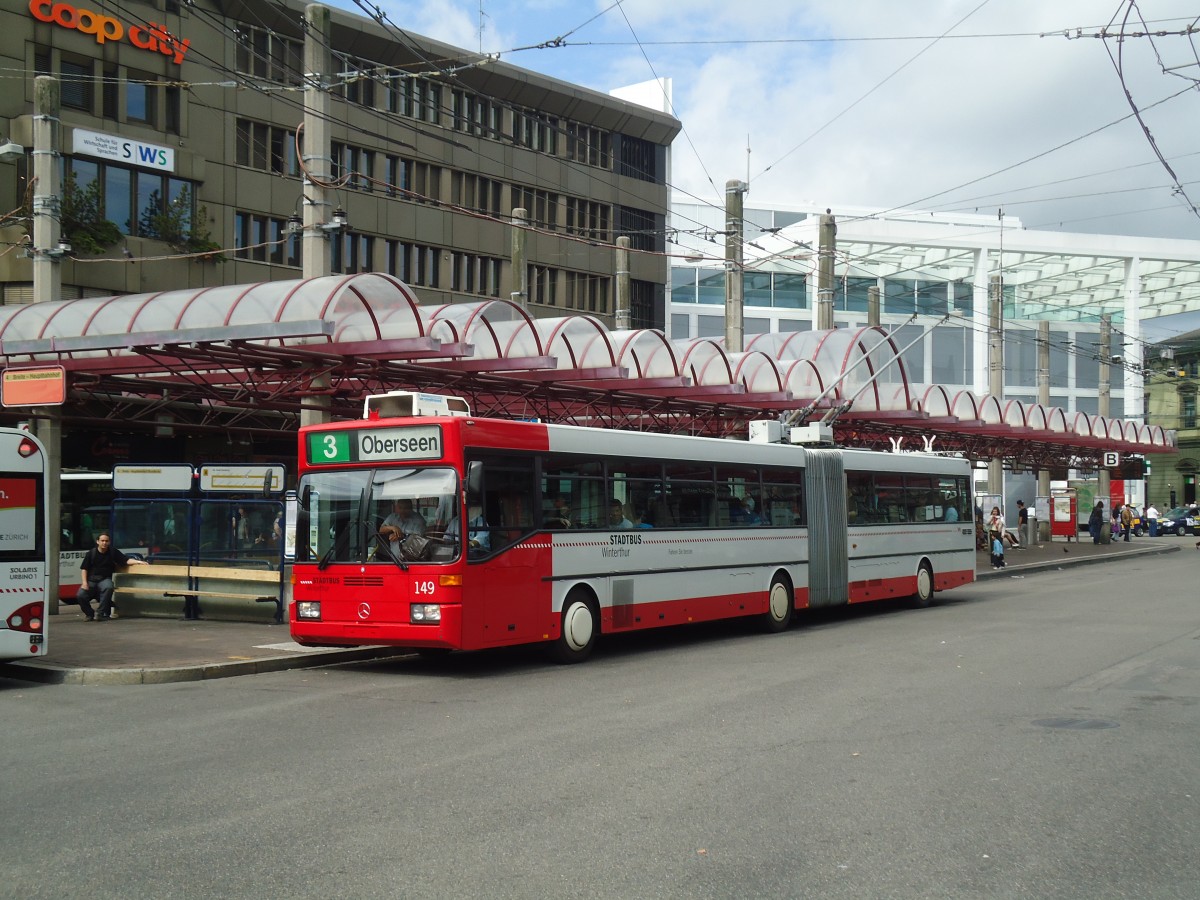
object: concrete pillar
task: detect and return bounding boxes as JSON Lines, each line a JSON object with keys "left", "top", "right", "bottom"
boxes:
{"left": 1037, "top": 320, "right": 1051, "bottom": 538}
{"left": 614, "top": 236, "right": 630, "bottom": 330}
{"left": 32, "top": 75, "right": 61, "bottom": 306}
{"left": 816, "top": 210, "right": 836, "bottom": 331}
{"left": 988, "top": 276, "right": 1003, "bottom": 495}
{"left": 724, "top": 180, "right": 747, "bottom": 352}
{"left": 511, "top": 207, "right": 527, "bottom": 311}
{"left": 1098, "top": 314, "right": 1111, "bottom": 505}
{"left": 302, "top": 4, "right": 332, "bottom": 280}
{"left": 867, "top": 285, "right": 880, "bottom": 328}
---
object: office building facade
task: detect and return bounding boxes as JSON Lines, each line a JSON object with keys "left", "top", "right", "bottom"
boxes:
{"left": 0, "top": 0, "right": 678, "bottom": 328}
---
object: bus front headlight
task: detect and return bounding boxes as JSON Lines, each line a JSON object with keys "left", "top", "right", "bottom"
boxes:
{"left": 296, "top": 601, "right": 321, "bottom": 620}
{"left": 410, "top": 603, "right": 441, "bottom": 623}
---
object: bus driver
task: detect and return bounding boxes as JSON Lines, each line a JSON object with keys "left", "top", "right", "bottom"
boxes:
{"left": 380, "top": 499, "right": 426, "bottom": 547}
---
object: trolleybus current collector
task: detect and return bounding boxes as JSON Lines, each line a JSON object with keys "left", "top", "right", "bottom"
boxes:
{"left": 290, "top": 394, "right": 975, "bottom": 663}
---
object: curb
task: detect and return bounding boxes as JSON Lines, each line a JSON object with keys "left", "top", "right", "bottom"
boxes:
{"left": 0, "top": 645, "right": 410, "bottom": 685}
{"left": 975, "top": 542, "right": 1180, "bottom": 579}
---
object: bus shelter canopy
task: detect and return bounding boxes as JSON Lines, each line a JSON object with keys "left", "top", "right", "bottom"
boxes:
{"left": 0, "top": 274, "right": 1170, "bottom": 468}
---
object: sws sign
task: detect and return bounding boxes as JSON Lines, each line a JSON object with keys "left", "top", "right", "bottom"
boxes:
{"left": 29, "top": 0, "right": 191, "bottom": 65}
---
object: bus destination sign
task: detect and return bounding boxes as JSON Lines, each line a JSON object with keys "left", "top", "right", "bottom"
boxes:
{"left": 308, "top": 425, "right": 443, "bottom": 465}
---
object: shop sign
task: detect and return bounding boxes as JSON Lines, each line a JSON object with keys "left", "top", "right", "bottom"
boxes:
{"left": 28, "top": 0, "right": 191, "bottom": 65}
{"left": 73, "top": 128, "right": 174, "bottom": 172}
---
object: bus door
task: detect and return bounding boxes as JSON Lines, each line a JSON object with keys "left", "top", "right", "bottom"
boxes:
{"left": 804, "top": 449, "right": 848, "bottom": 607}
{"left": 466, "top": 458, "right": 543, "bottom": 647}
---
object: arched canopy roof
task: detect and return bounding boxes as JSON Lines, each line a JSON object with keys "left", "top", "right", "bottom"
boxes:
{"left": 0, "top": 274, "right": 1170, "bottom": 459}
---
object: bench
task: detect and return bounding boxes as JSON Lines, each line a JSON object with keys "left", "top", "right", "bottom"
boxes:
{"left": 113, "top": 564, "right": 283, "bottom": 624}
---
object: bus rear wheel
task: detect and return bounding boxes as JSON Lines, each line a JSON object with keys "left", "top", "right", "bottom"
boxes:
{"left": 911, "top": 561, "right": 935, "bottom": 608}
{"left": 761, "top": 575, "right": 793, "bottom": 633}
{"left": 549, "top": 592, "right": 598, "bottom": 664}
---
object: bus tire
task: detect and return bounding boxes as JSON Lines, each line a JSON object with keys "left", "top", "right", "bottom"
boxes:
{"left": 761, "top": 573, "right": 793, "bottom": 633}
{"left": 911, "top": 560, "right": 935, "bottom": 608}
{"left": 549, "top": 590, "right": 598, "bottom": 664}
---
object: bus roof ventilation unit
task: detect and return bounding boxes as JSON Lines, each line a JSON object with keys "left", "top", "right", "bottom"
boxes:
{"left": 363, "top": 391, "right": 472, "bottom": 420}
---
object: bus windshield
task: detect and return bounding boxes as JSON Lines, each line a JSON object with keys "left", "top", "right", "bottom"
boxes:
{"left": 296, "top": 467, "right": 459, "bottom": 565}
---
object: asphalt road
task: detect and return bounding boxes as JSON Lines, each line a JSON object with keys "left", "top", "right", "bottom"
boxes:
{"left": 3, "top": 551, "right": 1198, "bottom": 899}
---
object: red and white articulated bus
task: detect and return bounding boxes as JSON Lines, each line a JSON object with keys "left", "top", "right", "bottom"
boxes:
{"left": 291, "top": 394, "right": 975, "bottom": 663}
{"left": 0, "top": 429, "right": 49, "bottom": 661}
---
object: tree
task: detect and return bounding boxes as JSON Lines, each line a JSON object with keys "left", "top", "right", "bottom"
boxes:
{"left": 60, "top": 171, "right": 121, "bottom": 255}
{"left": 140, "top": 185, "right": 222, "bottom": 261}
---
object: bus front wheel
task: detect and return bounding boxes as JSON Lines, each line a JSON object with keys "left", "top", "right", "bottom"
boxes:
{"left": 549, "top": 592, "right": 598, "bottom": 664}
{"left": 761, "top": 574, "right": 793, "bottom": 633}
{"left": 911, "top": 561, "right": 935, "bottom": 608}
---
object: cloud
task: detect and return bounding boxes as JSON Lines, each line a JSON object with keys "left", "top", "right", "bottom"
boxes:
{"left": 331, "top": 0, "right": 1200, "bottom": 239}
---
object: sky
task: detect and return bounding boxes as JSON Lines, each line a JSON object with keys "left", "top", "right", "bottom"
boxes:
{"left": 324, "top": 0, "right": 1200, "bottom": 244}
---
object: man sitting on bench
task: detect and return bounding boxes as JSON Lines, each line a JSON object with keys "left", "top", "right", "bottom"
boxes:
{"left": 78, "top": 531, "right": 148, "bottom": 621}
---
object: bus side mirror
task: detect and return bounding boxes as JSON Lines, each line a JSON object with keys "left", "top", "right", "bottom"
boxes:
{"left": 299, "top": 484, "right": 312, "bottom": 510}
{"left": 465, "top": 461, "right": 483, "bottom": 505}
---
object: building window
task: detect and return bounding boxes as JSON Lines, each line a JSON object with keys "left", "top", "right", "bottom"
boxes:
{"left": 331, "top": 142, "right": 374, "bottom": 191}
{"left": 332, "top": 232, "right": 374, "bottom": 274}
{"left": 400, "top": 160, "right": 442, "bottom": 203}
{"left": 335, "top": 55, "right": 377, "bottom": 108}
{"left": 564, "top": 197, "right": 609, "bottom": 240}
{"left": 398, "top": 78, "right": 441, "bottom": 123}
{"left": 513, "top": 187, "right": 559, "bottom": 230}
{"left": 126, "top": 72, "right": 157, "bottom": 126}
{"left": 102, "top": 64, "right": 118, "bottom": 119}
{"left": 528, "top": 265, "right": 559, "bottom": 307}
{"left": 513, "top": 110, "right": 559, "bottom": 154}
{"left": 566, "top": 123, "right": 611, "bottom": 168}
{"left": 451, "top": 173, "right": 502, "bottom": 215}
{"left": 451, "top": 252, "right": 502, "bottom": 297}
{"left": 630, "top": 279, "right": 657, "bottom": 330}
{"left": 616, "top": 206, "right": 661, "bottom": 252}
{"left": 615, "top": 134, "right": 658, "bottom": 182}
{"left": 165, "top": 86, "right": 181, "bottom": 134}
{"left": 60, "top": 57, "right": 94, "bottom": 112}
{"left": 385, "top": 240, "right": 441, "bottom": 288}
{"left": 235, "top": 119, "right": 299, "bottom": 177}
{"left": 451, "top": 89, "right": 500, "bottom": 137}
{"left": 565, "top": 272, "right": 610, "bottom": 314}
{"left": 234, "top": 211, "right": 300, "bottom": 266}
{"left": 234, "top": 25, "right": 302, "bottom": 85}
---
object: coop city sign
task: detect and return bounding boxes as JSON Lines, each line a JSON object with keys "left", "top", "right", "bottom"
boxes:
{"left": 28, "top": 0, "right": 191, "bottom": 65}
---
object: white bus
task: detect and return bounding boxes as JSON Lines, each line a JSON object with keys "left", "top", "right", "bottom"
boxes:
{"left": 0, "top": 429, "right": 49, "bottom": 660}
{"left": 292, "top": 409, "right": 976, "bottom": 662}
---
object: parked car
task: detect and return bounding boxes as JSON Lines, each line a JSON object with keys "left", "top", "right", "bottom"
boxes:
{"left": 1155, "top": 506, "right": 1199, "bottom": 536}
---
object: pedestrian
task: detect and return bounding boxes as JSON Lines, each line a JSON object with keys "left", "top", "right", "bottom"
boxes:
{"left": 1016, "top": 500, "right": 1028, "bottom": 549}
{"left": 1145, "top": 501, "right": 1159, "bottom": 537}
{"left": 76, "top": 531, "right": 149, "bottom": 621}
{"left": 1088, "top": 500, "right": 1105, "bottom": 544}
{"left": 990, "top": 532, "right": 1006, "bottom": 569}
{"left": 987, "top": 505, "right": 1004, "bottom": 547}
{"left": 1120, "top": 503, "right": 1133, "bottom": 541}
